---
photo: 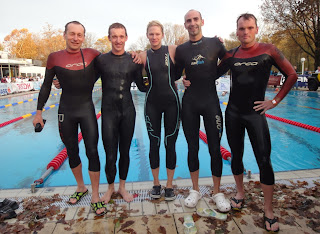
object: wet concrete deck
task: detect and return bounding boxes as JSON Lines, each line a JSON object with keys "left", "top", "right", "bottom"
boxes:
{"left": 1, "top": 169, "right": 320, "bottom": 233}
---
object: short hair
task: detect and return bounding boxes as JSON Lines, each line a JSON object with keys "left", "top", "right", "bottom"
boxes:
{"left": 184, "top": 9, "right": 202, "bottom": 21}
{"left": 237, "top": 13, "right": 258, "bottom": 27}
{"left": 108, "top": 23, "right": 127, "bottom": 36}
{"left": 146, "top": 20, "right": 164, "bottom": 34}
{"left": 64, "top": 21, "right": 86, "bottom": 35}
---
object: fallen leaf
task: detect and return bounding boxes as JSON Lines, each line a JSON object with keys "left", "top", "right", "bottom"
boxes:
{"left": 158, "top": 226, "right": 166, "bottom": 234}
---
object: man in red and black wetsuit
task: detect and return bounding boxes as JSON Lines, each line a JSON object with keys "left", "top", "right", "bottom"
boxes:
{"left": 33, "top": 21, "right": 106, "bottom": 215}
{"left": 217, "top": 14, "right": 297, "bottom": 232}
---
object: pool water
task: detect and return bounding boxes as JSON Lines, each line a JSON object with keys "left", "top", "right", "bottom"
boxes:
{"left": 0, "top": 85, "right": 319, "bottom": 189}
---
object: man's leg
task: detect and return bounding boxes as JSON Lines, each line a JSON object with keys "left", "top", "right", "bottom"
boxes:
{"left": 190, "top": 170, "right": 200, "bottom": 191}
{"left": 232, "top": 173, "right": 245, "bottom": 208}
{"left": 89, "top": 171, "right": 105, "bottom": 214}
{"left": 70, "top": 163, "right": 87, "bottom": 204}
{"left": 261, "top": 184, "right": 279, "bottom": 232}
{"left": 118, "top": 179, "right": 133, "bottom": 202}
{"left": 102, "top": 183, "right": 115, "bottom": 204}
{"left": 152, "top": 167, "right": 160, "bottom": 186}
{"left": 166, "top": 168, "right": 174, "bottom": 188}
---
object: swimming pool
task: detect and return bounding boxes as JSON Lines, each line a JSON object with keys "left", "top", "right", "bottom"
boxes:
{"left": 0, "top": 84, "right": 319, "bottom": 189}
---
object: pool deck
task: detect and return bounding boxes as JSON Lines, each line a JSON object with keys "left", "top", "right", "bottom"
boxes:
{"left": 1, "top": 169, "right": 320, "bottom": 233}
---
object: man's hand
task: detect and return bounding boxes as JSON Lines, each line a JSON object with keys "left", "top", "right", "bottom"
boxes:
{"left": 253, "top": 100, "right": 276, "bottom": 115}
{"left": 182, "top": 76, "right": 191, "bottom": 89}
{"left": 53, "top": 78, "right": 61, "bottom": 89}
{"left": 129, "top": 51, "right": 142, "bottom": 64}
{"left": 33, "top": 110, "right": 45, "bottom": 127}
{"left": 215, "top": 35, "right": 224, "bottom": 44}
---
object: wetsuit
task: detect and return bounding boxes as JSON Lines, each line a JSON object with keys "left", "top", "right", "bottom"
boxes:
{"left": 145, "top": 46, "right": 181, "bottom": 170}
{"left": 37, "top": 48, "right": 101, "bottom": 171}
{"left": 175, "top": 37, "right": 226, "bottom": 176}
{"left": 96, "top": 52, "right": 147, "bottom": 184}
{"left": 217, "top": 43, "right": 297, "bottom": 185}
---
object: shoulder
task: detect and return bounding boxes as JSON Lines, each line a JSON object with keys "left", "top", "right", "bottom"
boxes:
{"left": 46, "top": 50, "right": 65, "bottom": 68}
{"left": 82, "top": 48, "right": 101, "bottom": 57}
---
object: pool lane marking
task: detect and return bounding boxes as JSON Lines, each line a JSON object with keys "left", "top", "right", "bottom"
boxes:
{"left": 0, "top": 92, "right": 62, "bottom": 109}
{"left": 0, "top": 88, "right": 102, "bottom": 128}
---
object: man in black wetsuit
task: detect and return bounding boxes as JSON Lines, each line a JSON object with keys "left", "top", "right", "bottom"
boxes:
{"left": 216, "top": 14, "right": 297, "bottom": 232}
{"left": 96, "top": 23, "right": 147, "bottom": 204}
{"left": 175, "top": 10, "right": 231, "bottom": 212}
{"left": 33, "top": 21, "right": 106, "bottom": 216}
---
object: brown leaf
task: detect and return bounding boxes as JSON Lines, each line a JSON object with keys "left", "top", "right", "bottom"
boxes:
{"left": 240, "top": 219, "right": 248, "bottom": 225}
{"left": 178, "top": 217, "right": 184, "bottom": 224}
{"left": 119, "top": 220, "right": 135, "bottom": 231}
{"left": 158, "top": 209, "right": 167, "bottom": 214}
{"left": 158, "top": 226, "right": 166, "bottom": 234}
{"left": 192, "top": 213, "right": 201, "bottom": 222}
{"left": 122, "top": 228, "right": 137, "bottom": 234}
{"left": 174, "top": 204, "right": 182, "bottom": 207}
{"left": 141, "top": 216, "right": 149, "bottom": 225}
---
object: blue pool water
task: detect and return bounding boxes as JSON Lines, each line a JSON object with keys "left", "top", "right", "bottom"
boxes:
{"left": 0, "top": 85, "right": 319, "bottom": 189}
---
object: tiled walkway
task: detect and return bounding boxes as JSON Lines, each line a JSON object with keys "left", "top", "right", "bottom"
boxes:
{"left": 1, "top": 169, "right": 320, "bottom": 233}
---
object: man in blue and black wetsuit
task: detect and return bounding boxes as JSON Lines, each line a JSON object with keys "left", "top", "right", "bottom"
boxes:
{"left": 33, "top": 21, "right": 106, "bottom": 216}
{"left": 96, "top": 23, "right": 147, "bottom": 204}
{"left": 175, "top": 10, "right": 231, "bottom": 212}
{"left": 216, "top": 14, "right": 297, "bottom": 232}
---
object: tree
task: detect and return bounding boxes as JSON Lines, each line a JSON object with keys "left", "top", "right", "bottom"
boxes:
{"left": 4, "top": 28, "right": 39, "bottom": 59}
{"left": 82, "top": 32, "right": 97, "bottom": 49}
{"left": 93, "top": 36, "right": 111, "bottom": 53}
{"left": 38, "top": 24, "right": 65, "bottom": 64}
{"left": 163, "top": 23, "right": 188, "bottom": 46}
{"left": 261, "top": 0, "right": 320, "bottom": 69}
{"left": 128, "top": 36, "right": 150, "bottom": 51}
{"left": 0, "top": 43, "right": 4, "bottom": 51}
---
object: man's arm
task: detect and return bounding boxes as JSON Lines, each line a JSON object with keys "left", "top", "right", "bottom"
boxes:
{"left": 254, "top": 45, "right": 298, "bottom": 114}
{"left": 134, "top": 64, "right": 148, "bottom": 92}
{"left": 174, "top": 46, "right": 184, "bottom": 81}
{"left": 33, "top": 56, "right": 56, "bottom": 127}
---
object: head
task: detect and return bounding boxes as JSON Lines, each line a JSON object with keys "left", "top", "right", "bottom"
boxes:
{"left": 317, "top": 66, "right": 320, "bottom": 70}
{"left": 108, "top": 23, "right": 128, "bottom": 55}
{"left": 146, "top": 20, "right": 164, "bottom": 49}
{"left": 184, "top": 9, "right": 204, "bottom": 40}
{"left": 236, "top": 13, "right": 258, "bottom": 48}
{"left": 64, "top": 21, "right": 86, "bottom": 52}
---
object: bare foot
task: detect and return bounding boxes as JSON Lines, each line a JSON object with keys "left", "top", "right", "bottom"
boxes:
{"left": 101, "top": 187, "right": 115, "bottom": 204}
{"left": 118, "top": 187, "right": 133, "bottom": 203}
{"left": 68, "top": 187, "right": 87, "bottom": 204}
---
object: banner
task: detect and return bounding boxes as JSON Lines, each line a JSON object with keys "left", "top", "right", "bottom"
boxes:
{"left": 0, "top": 84, "right": 8, "bottom": 96}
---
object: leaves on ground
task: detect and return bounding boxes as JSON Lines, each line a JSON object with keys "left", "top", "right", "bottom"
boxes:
{"left": 119, "top": 220, "right": 135, "bottom": 232}
{"left": 157, "top": 225, "right": 166, "bottom": 234}
{"left": 158, "top": 209, "right": 167, "bottom": 214}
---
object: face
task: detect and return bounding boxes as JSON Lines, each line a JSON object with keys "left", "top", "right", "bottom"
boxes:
{"left": 236, "top": 17, "right": 258, "bottom": 47}
{"left": 108, "top": 28, "right": 128, "bottom": 54}
{"left": 184, "top": 10, "right": 204, "bottom": 38}
{"left": 64, "top": 23, "right": 85, "bottom": 52}
{"left": 147, "top": 26, "right": 163, "bottom": 49}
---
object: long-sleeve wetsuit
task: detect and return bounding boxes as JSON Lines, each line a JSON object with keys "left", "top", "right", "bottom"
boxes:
{"left": 175, "top": 37, "right": 226, "bottom": 176}
{"left": 217, "top": 43, "right": 298, "bottom": 185}
{"left": 96, "top": 52, "right": 147, "bottom": 184}
{"left": 37, "top": 48, "right": 101, "bottom": 171}
{"left": 145, "top": 46, "right": 181, "bottom": 170}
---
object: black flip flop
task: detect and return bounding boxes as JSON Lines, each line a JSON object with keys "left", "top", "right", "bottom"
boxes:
{"left": 0, "top": 199, "right": 19, "bottom": 210}
{"left": 230, "top": 197, "right": 244, "bottom": 211}
{"left": 68, "top": 189, "right": 89, "bottom": 204}
{"left": 264, "top": 215, "right": 280, "bottom": 233}
{"left": 90, "top": 201, "right": 107, "bottom": 216}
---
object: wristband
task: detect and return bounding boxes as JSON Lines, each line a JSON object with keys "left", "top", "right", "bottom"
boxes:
{"left": 271, "top": 99, "right": 277, "bottom": 105}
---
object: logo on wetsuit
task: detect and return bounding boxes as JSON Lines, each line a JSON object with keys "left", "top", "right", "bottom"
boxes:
{"left": 65, "top": 62, "right": 87, "bottom": 68}
{"left": 191, "top": 54, "right": 205, "bottom": 65}
{"left": 216, "top": 115, "right": 222, "bottom": 138}
{"left": 234, "top": 61, "right": 258, "bottom": 66}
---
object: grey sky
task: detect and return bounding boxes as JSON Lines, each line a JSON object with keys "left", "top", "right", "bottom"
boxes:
{"left": 1, "top": 0, "right": 262, "bottom": 49}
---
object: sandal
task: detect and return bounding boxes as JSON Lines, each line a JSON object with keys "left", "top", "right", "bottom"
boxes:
{"left": 183, "top": 214, "right": 197, "bottom": 234}
{"left": 196, "top": 207, "right": 227, "bottom": 221}
{"left": 0, "top": 210, "right": 17, "bottom": 221}
{"left": 230, "top": 197, "right": 244, "bottom": 211}
{"left": 184, "top": 190, "right": 202, "bottom": 208}
{"left": 264, "top": 215, "right": 279, "bottom": 233}
{"left": 68, "top": 189, "right": 88, "bottom": 204}
{"left": 212, "top": 193, "right": 231, "bottom": 212}
{"left": 90, "top": 201, "right": 107, "bottom": 216}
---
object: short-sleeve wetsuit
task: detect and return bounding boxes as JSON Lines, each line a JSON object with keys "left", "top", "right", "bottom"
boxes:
{"left": 145, "top": 46, "right": 181, "bottom": 170}
{"left": 217, "top": 43, "right": 297, "bottom": 185}
{"left": 175, "top": 37, "right": 226, "bottom": 176}
{"left": 37, "top": 48, "right": 101, "bottom": 172}
{"left": 96, "top": 52, "right": 147, "bottom": 184}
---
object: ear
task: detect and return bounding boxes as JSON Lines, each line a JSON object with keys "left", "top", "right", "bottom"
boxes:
{"left": 256, "top": 26, "right": 259, "bottom": 35}
{"left": 201, "top": 19, "right": 204, "bottom": 26}
{"left": 125, "top": 35, "right": 128, "bottom": 42}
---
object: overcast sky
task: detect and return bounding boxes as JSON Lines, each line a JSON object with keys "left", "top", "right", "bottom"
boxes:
{"left": 1, "top": 0, "right": 262, "bottom": 49}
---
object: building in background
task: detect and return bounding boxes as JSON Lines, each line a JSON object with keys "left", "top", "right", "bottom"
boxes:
{"left": 0, "top": 51, "right": 45, "bottom": 78}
